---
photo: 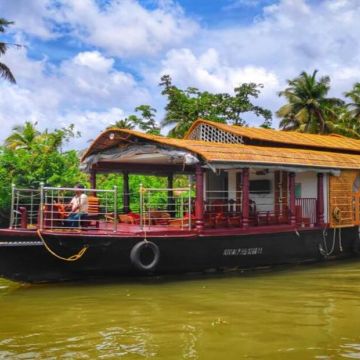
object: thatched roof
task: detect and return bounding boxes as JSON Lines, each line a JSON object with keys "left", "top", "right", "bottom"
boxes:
{"left": 81, "top": 128, "right": 360, "bottom": 170}
{"left": 185, "top": 119, "right": 360, "bottom": 154}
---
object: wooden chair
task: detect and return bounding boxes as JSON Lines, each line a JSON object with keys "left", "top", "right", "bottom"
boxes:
{"left": 227, "top": 199, "right": 242, "bottom": 227}
{"left": 85, "top": 196, "right": 100, "bottom": 228}
{"left": 204, "top": 199, "right": 228, "bottom": 228}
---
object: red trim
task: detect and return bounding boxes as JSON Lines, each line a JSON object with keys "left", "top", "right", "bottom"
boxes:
{"left": 195, "top": 164, "right": 204, "bottom": 230}
{"left": 289, "top": 172, "right": 296, "bottom": 225}
{"left": 0, "top": 224, "right": 323, "bottom": 240}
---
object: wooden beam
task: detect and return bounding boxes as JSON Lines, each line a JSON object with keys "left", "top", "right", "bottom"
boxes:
{"left": 242, "top": 168, "right": 250, "bottom": 229}
{"left": 289, "top": 172, "right": 296, "bottom": 225}
{"left": 317, "top": 173, "right": 324, "bottom": 226}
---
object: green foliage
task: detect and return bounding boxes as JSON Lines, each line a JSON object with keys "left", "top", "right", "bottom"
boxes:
{"left": 159, "top": 74, "right": 272, "bottom": 137}
{"left": 107, "top": 118, "right": 136, "bottom": 130}
{"left": 133, "top": 105, "right": 160, "bottom": 135}
{"left": 0, "top": 123, "right": 86, "bottom": 226}
{"left": 0, "top": 18, "right": 16, "bottom": 83}
{"left": 276, "top": 70, "right": 360, "bottom": 137}
{"left": 344, "top": 83, "right": 360, "bottom": 135}
{"left": 107, "top": 105, "right": 160, "bottom": 135}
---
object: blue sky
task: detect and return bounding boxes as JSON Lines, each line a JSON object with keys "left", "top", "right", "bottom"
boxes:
{"left": 0, "top": 0, "right": 359, "bottom": 148}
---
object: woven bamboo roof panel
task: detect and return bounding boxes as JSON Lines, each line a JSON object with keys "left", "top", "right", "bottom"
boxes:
{"left": 81, "top": 128, "right": 360, "bottom": 170}
{"left": 185, "top": 119, "right": 360, "bottom": 154}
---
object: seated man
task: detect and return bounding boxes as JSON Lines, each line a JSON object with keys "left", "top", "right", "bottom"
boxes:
{"left": 66, "top": 184, "right": 89, "bottom": 228}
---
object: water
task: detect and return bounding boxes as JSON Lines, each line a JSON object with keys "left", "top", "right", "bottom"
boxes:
{"left": 0, "top": 261, "right": 360, "bottom": 359}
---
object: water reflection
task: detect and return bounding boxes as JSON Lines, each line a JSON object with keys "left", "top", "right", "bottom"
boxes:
{"left": 0, "top": 260, "right": 360, "bottom": 359}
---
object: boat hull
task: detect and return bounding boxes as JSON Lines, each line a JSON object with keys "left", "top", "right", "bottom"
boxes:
{"left": 0, "top": 226, "right": 359, "bottom": 283}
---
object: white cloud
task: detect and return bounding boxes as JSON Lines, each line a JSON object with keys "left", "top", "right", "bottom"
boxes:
{"left": 0, "top": 0, "right": 56, "bottom": 39}
{"left": 3, "top": 0, "right": 360, "bottom": 137}
{"left": 58, "top": 0, "right": 198, "bottom": 57}
{"left": 72, "top": 51, "right": 114, "bottom": 72}
{"left": 0, "top": 48, "right": 150, "bottom": 146}
{"left": 1, "top": 0, "right": 198, "bottom": 59}
{"left": 156, "top": 48, "right": 279, "bottom": 94}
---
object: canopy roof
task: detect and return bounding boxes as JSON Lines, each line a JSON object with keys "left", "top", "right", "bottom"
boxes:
{"left": 81, "top": 128, "right": 360, "bottom": 171}
{"left": 185, "top": 119, "right": 360, "bottom": 154}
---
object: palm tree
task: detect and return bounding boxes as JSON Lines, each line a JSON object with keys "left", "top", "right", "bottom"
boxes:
{"left": 277, "top": 70, "right": 344, "bottom": 134}
{"left": 345, "top": 83, "right": 360, "bottom": 124}
{"left": 107, "top": 117, "right": 136, "bottom": 130}
{"left": 0, "top": 18, "right": 16, "bottom": 84}
{"left": 5, "top": 122, "right": 40, "bottom": 150}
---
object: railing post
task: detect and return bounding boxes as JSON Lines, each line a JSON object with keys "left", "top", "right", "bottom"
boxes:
{"left": 9, "top": 183, "right": 15, "bottom": 229}
{"left": 317, "top": 173, "right": 324, "bottom": 226}
{"left": 113, "top": 186, "right": 118, "bottom": 232}
{"left": 123, "top": 171, "right": 130, "bottom": 214}
{"left": 139, "top": 183, "right": 143, "bottom": 229}
{"left": 167, "top": 174, "right": 174, "bottom": 216}
{"left": 242, "top": 168, "right": 250, "bottom": 229}
{"left": 39, "top": 182, "right": 44, "bottom": 230}
{"left": 195, "top": 164, "right": 204, "bottom": 231}
{"left": 289, "top": 172, "right": 296, "bottom": 225}
{"left": 188, "top": 183, "right": 192, "bottom": 230}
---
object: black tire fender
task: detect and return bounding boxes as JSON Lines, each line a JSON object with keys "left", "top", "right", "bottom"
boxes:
{"left": 130, "top": 240, "right": 160, "bottom": 271}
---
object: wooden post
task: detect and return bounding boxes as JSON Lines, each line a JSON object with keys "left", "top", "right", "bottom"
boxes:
{"left": 90, "top": 169, "right": 97, "bottom": 195}
{"left": 242, "top": 168, "right": 250, "bottom": 229}
{"left": 274, "top": 170, "right": 280, "bottom": 220}
{"left": 195, "top": 164, "right": 204, "bottom": 231}
{"left": 123, "top": 171, "right": 130, "bottom": 214}
{"left": 317, "top": 173, "right": 324, "bottom": 226}
{"left": 289, "top": 172, "right": 296, "bottom": 225}
{"left": 167, "top": 174, "right": 174, "bottom": 217}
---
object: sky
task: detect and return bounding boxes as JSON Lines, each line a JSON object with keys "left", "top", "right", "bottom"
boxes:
{"left": 1, "top": 0, "right": 360, "bottom": 148}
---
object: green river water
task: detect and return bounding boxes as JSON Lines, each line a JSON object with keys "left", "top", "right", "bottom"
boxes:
{"left": 0, "top": 261, "right": 360, "bottom": 359}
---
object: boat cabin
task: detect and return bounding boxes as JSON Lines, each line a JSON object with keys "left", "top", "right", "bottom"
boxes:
{"left": 10, "top": 119, "right": 360, "bottom": 234}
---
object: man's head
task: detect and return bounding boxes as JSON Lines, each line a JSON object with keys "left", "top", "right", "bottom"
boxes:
{"left": 75, "top": 184, "right": 85, "bottom": 195}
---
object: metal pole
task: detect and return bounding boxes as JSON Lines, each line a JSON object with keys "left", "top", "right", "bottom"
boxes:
{"left": 30, "top": 190, "right": 34, "bottom": 226}
{"left": 9, "top": 183, "right": 15, "bottom": 229}
{"left": 139, "top": 183, "right": 143, "bottom": 229}
{"left": 40, "top": 182, "right": 44, "bottom": 230}
{"left": 113, "top": 186, "right": 118, "bottom": 232}
{"left": 188, "top": 183, "right": 192, "bottom": 230}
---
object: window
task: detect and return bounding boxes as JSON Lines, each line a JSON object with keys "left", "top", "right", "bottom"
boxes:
{"left": 295, "top": 183, "right": 302, "bottom": 198}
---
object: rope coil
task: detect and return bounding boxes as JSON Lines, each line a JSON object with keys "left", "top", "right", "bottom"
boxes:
{"left": 37, "top": 229, "right": 88, "bottom": 262}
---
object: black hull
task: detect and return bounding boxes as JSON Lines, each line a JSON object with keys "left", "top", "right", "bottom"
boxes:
{"left": 0, "top": 227, "right": 359, "bottom": 283}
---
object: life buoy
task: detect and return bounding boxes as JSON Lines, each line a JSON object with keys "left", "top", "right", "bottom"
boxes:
{"left": 130, "top": 241, "right": 160, "bottom": 271}
{"left": 333, "top": 207, "right": 342, "bottom": 222}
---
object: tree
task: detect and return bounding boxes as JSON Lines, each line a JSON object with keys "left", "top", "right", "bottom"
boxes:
{"left": 0, "top": 18, "right": 16, "bottom": 83}
{"left": 345, "top": 83, "right": 360, "bottom": 126}
{"left": 0, "top": 123, "right": 86, "bottom": 226}
{"left": 133, "top": 105, "right": 160, "bottom": 135}
{"left": 5, "top": 121, "right": 80, "bottom": 152}
{"left": 5, "top": 121, "right": 40, "bottom": 150}
{"left": 107, "top": 106, "right": 160, "bottom": 134}
{"left": 108, "top": 118, "right": 136, "bottom": 130}
{"left": 159, "top": 75, "right": 272, "bottom": 138}
{"left": 277, "top": 70, "right": 344, "bottom": 134}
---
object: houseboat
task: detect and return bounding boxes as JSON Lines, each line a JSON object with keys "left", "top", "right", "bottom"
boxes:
{"left": 1, "top": 119, "right": 360, "bottom": 283}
